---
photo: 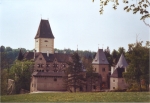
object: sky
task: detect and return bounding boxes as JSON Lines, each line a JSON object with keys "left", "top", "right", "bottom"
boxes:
{"left": 0, "top": 0, "right": 149, "bottom": 52}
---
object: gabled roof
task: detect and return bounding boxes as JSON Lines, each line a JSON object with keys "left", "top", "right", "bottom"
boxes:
{"left": 92, "top": 49, "right": 109, "bottom": 65}
{"left": 35, "top": 19, "right": 54, "bottom": 39}
{"left": 18, "top": 51, "right": 71, "bottom": 63}
{"left": 17, "top": 49, "right": 23, "bottom": 60}
{"left": 111, "top": 54, "right": 128, "bottom": 78}
{"left": 116, "top": 54, "right": 128, "bottom": 68}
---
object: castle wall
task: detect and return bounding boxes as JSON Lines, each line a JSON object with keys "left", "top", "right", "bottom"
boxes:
{"left": 36, "top": 76, "right": 66, "bottom": 91}
{"left": 110, "top": 77, "right": 128, "bottom": 90}
{"left": 92, "top": 64, "right": 109, "bottom": 89}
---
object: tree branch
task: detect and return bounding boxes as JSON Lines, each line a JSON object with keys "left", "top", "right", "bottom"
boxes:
{"left": 143, "top": 19, "right": 150, "bottom": 27}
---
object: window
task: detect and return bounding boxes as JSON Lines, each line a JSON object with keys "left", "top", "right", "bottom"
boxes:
{"left": 113, "top": 80, "right": 115, "bottom": 82}
{"left": 38, "top": 64, "right": 40, "bottom": 68}
{"left": 113, "top": 87, "right": 115, "bottom": 89}
{"left": 45, "top": 40, "right": 48, "bottom": 42}
{"left": 93, "top": 85, "right": 96, "bottom": 89}
{"left": 95, "top": 68, "right": 96, "bottom": 71}
{"left": 102, "top": 68, "right": 105, "bottom": 72}
{"left": 54, "top": 77, "right": 57, "bottom": 81}
{"left": 39, "top": 58, "right": 42, "bottom": 60}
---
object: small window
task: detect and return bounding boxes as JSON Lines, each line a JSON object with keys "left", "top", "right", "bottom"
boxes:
{"left": 45, "top": 40, "right": 48, "bottom": 42}
{"left": 38, "top": 64, "right": 40, "bottom": 68}
{"left": 93, "top": 85, "right": 96, "bottom": 89}
{"left": 54, "top": 77, "right": 57, "bottom": 81}
{"left": 32, "top": 84, "right": 33, "bottom": 87}
{"left": 113, "top": 80, "right": 115, "bottom": 82}
{"left": 36, "top": 41, "right": 38, "bottom": 42}
{"left": 102, "top": 68, "right": 105, "bottom": 72}
{"left": 46, "top": 45, "right": 47, "bottom": 47}
{"left": 113, "top": 87, "right": 115, "bottom": 89}
{"left": 95, "top": 68, "right": 96, "bottom": 71}
{"left": 39, "top": 58, "right": 42, "bottom": 60}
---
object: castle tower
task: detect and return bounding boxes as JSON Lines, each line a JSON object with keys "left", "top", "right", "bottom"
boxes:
{"left": 34, "top": 19, "right": 55, "bottom": 54}
{"left": 92, "top": 49, "right": 109, "bottom": 89}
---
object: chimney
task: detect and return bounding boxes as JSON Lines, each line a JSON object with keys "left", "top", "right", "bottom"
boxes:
{"left": 47, "top": 51, "right": 49, "bottom": 57}
{"left": 64, "top": 51, "right": 66, "bottom": 54}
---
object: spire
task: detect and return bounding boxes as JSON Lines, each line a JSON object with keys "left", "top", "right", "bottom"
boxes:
{"left": 116, "top": 53, "right": 128, "bottom": 68}
{"left": 35, "top": 19, "right": 55, "bottom": 39}
{"left": 17, "top": 49, "right": 23, "bottom": 61}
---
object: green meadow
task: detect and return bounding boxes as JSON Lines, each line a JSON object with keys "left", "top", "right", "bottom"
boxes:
{"left": 1, "top": 92, "right": 150, "bottom": 102}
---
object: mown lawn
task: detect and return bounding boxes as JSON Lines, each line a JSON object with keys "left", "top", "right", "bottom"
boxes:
{"left": 1, "top": 92, "right": 150, "bottom": 102}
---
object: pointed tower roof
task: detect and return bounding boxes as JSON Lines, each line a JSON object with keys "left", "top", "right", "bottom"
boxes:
{"left": 111, "top": 54, "right": 128, "bottom": 78}
{"left": 17, "top": 49, "right": 23, "bottom": 60}
{"left": 35, "top": 19, "right": 55, "bottom": 39}
{"left": 92, "top": 49, "right": 109, "bottom": 65}
{"left": 116, "top": 54, "right": 128, "bottom": 68}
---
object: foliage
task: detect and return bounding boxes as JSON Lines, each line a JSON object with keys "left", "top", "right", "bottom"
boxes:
{"left": 1, "top": 69, "right": 8, "bottom": 95}
{"left": 1, "top": 92, "right": 150, "bottom": 102}
{"left": 65, "top": 52, "right": 85, "bottom": 92}
{"left": 9, "top": 59, "right": 34, "bottom": 93}
{"left": 92, "top": 0, "right": 150, "bottom": 20}
{"left": 123, "top": 41, "right": 149, "bottom": 91}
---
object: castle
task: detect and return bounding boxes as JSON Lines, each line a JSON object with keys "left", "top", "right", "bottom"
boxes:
{"left": 18, "top": 19, "right": 128, "bottom": 92}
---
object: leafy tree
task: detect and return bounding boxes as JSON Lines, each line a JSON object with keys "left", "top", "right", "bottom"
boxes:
{"left": 104, "top": 46, "right": 113, "bottom": 69}
{"left": 111, "top": 49, "right": 119, "bottom": 65}
{"left": 123, "top": 41, "right": 149, "bottom": 91}
{"left": 0, "top": 46, "right": 5, "bottom": 52}
{"left": 92, "top": 0, "right": 150, "bottom": 27}
{"left": 65, "top": 52, "right": 85, "bottom": 92}
{"left": 9, "top": 59, "right": 34, "bottom": 93}
{"left": 86, "top": 65, "right": 101, "bottom": 91}
{"left": 5, "top": 47, "right": 12, "bottom": 52}
{"left": 1, "top": 69, "right": 8, "bottom": 95}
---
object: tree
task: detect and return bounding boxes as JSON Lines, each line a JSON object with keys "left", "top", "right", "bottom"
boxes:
{"left": 104, "top": 46, "right": 113, "bottom": 69}
{"left": 86, "top": 65, "right": 101, "bottom": 91}
{"left": 92, "top": 0, "right": 150, "bottom": 27}
{"left": 65, "top": 52, "right": 85, "bottom": 92}
{"left": 9, "top": 59, "right": 34, "bottom": 94}
{"left": 123, "top": 41, "right": 149, "bottom": 91}
{"left": 5, "top": 47, "right": 12, "bottom": 52}
{"left": 111, "top": 49, "right": 119, "bottom": 65}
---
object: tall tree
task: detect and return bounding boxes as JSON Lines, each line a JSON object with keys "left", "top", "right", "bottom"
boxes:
{"left": 123, "top": 41, "right": 149, "bottom": 91}
{"left": 65, "top": 52, "right": 85, "bottom": 92}
{"left": 9, "top": 59, "right": 34, "bottom": 93}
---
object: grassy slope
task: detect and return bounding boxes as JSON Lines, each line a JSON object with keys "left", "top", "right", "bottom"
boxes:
{"left": 1, "top": 92, "right": 150, "bottom": 102}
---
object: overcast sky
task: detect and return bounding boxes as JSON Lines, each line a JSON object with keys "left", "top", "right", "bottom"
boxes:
{"left": 0, "top": 0, "right": 149, "bottom": 52}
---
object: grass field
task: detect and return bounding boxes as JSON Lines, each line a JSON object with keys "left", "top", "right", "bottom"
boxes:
{"left": 1, "top": 92, "right": 150, "bottom": 102}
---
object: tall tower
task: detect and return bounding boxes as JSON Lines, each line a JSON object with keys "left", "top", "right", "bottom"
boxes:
{"left": 92, "top": 49, "right": 109, "bottom": 89}
{"left": 35, "top": 19, "right": 55, "bottom": 54}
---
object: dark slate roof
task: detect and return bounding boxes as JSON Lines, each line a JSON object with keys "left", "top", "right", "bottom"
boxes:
{"left": 92, "top": 49, "right": 109, "bottom": 65}
{"left": 116, "top": 54, "right": 128, "bottom": 68}
{"left": 32, "top": 72, "right": 65, "bottom": 77}
{"left": 17, "top": 49, "right": 23, "bottom": 60}
{"left": 111, "top": 54, "right": 128, "bottom": 78}
{"left": 23, "top": 52, "right": 41, "bottom": 60}
{"left": 20, "top": 51, "right": 70, "bottom": 62}
{"left": 42, "top": 53, "right": 70, "bottom": 62}
{"left": 35, "top": 19, "right": 54, "bottom": 39}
